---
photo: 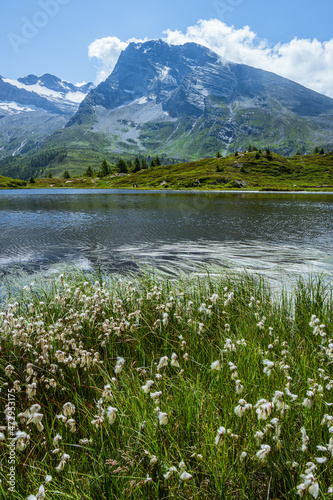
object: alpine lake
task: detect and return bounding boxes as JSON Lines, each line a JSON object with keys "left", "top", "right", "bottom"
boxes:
{"left": 0, "top": 188, "right": 333, "bottom": 299}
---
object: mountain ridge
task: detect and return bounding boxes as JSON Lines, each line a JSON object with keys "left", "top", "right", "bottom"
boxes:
{"left": 62, "top": 39, "right": 333, "bottom": 158}
{"left": 1, "top": 39, "right": 333, "bottom": 172}
{"left": 0, "top": 73, "right": 94, "bottom": 158}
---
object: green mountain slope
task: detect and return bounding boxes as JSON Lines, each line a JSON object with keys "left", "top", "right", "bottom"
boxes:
{"left": 98, "top": 151, "right": 333, "bottom": 191}
{"left": 0, "top": 175, "right": 26, "bottom": 189}
{"left": 27, "top": 150, "right": 333, "bottom": 192}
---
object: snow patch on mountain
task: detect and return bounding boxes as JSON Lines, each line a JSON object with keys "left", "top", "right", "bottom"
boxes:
{"left": 0, "top": 101, "right": 36, "bottom": 114}
{"left": 2, "top": 78, "right": 88, "bottom": 105}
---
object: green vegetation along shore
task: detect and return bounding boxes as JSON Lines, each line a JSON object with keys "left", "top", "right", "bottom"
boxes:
{"left": 20, "top": 150, "right": 333, "bottom": 191}
{"left": 1, "top": 270, "right": 333, "bottom": 498}
{"left": 0, "top": 176, "right": 26, "bottom": 189}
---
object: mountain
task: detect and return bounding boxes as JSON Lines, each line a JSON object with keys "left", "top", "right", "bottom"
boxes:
{"left": 62, "top": 40, "right": 333, "bottom": 158}
{"left": 0, "top": 74, "right": 94, "bottom": 157}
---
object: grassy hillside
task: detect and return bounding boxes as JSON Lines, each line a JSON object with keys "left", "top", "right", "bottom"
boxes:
{"left": 0, "top": 148, "right": 118, "bottom": 181}
{"left": 0, "top": 175, "right": 26, "bottom": 189}
{"left": 30, "top": 150, "right": 333, "bottom": 191}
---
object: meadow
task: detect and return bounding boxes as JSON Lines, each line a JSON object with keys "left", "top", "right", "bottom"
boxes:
{"left": 0, "top": 270, "right": 333, "bottom": 499}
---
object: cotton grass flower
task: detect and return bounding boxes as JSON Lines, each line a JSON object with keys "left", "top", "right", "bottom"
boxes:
{"left": 297, "top": 470, "right": 319, "bottom": 499}
{"left": 255, "top": 400, "right": 274, "bottom": 420}
{"left": 63, "top": 402, "right": 75, "bottom": 416}
{"left": 179, "top": 471, "right": 193, "bottom": 481}
{"left": 114, "top": 357, "right": 125, "bottom": 375}
{"left": 228, "top": 361, "right": 238, "bottom": 379}
{"left": 157, "top": 356, "right": 168, "bottom": 371}
{"left": 300, "top": 427, "right": 310, "bottom": 452}
{"left": 158, "top": 412, "right": 168, "bottom": 426}
{"left": 303, "top": 394, "right": 314, "bottom": 409}
{"left": 55, "top": 453, "right": 70, "bottom": 472}
{"left": 256, "top": 444, "right": 271, "bottom": 461}
{"left": 215, "top": 426, "right": 226, "bottom": 446}
{"left": 107, "top": 407, "right": 117, "bottom": 424}
{"left": 29, "top": 403, "right": 41, "bottom": 415}
{"left": 53, "top": 434, "right": 62, "bottom": 446}
{"left": 142, "top": 380, "right": 154, "bottom": 393}
{"left": 66, "top": 419, "right": 76, "bottom": 433}
{"left": 102, "top": 384, "right": 113, "bottom": 400}
{"left": 15, "top": 430, "right": 30, "bottom": 451}
{"left": 162, "top": 312, "right": 169, "bottom": 326}
{"left": 163, "top": 466, "right": 177, "bottom": 479}
{"left": 234, "top": 399, "right": 252, "bottom": 417}
{"left": 26, "top": 383, "right": 37, "bottom": 399}
{"left": 5, "top": 365, "right": 15, "bottom": 376}
{"left": 210, "top": 293, "right": 219, "bottom": 304}
{"left": 27, "top": 484, "right": 45, "bottom": 500}
{"left": 150, "top": 391, "right": 162, "bottom": 403}
{"left": 224, "top": 292, "right": 234, "bottom": 306}
{"left": 91, "top": 416, "right": 104, "bottom": 428}
{"left": 170, "top": 353, "right": 180, "bottom": 368}
{"left": 27, "top": 412, "right": 44, "bottom": 432}
{"left": 235, "top": 379, "right": 244, "bottom": 394}
{"left": 262, "top": 359, "right": 274, "bottom": 377}
{"left": 211, "top": 360, "right": 221, "bottom": 371}
{"left": 254, "top": 430, "right": 264, "bottom": 445}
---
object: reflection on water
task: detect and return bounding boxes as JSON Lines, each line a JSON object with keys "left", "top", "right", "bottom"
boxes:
{"left": 0, "top": 189, "right": 332, "bottom": 289}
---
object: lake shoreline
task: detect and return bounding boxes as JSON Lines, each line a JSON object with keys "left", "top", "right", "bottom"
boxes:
{"left": 2, "top": 185, "right": 333, "bottom": 194}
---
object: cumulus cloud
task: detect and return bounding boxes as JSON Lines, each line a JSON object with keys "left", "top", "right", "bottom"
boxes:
{"left": 88, "top": 36, "right": 147, "bottom": 84}
{"left": 162, "top": 19, "right": 333, "bottom": 98}
{"left": 88, "top": 19, "right": 333, "bottom": 97}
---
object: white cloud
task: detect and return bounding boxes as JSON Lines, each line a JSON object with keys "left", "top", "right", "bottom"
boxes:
{"left": 88, "top": 20, "right": 333, "bottom": 97}
{"left": 88, "top": 36, "right": 147, "bottom": 84}
{"left": 162, "top": 19, "right": 333, "bottom": 98}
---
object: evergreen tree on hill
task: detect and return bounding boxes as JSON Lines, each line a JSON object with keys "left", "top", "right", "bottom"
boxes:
{"left": 101, "top": 159, "right": 110, "bottom": 177}
{"left": 117, "top": 158, "right": 128, "bottom": 173}
{"left": 141, "top": 159, "right": 148, "bottom": 170}
{"left": 133, "top": 156, "right": 141, "bottom": 173}
{"left": 85, "top": 166, "right": 93, "bottom": 177}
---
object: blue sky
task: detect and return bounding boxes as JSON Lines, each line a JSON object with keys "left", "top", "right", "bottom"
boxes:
{"left": 1, "top": 0, "right": 333, "bottom": 95}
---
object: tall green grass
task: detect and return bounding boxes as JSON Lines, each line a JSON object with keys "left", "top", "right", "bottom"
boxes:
{"left": 0, "top": 271, "right": 332, "bottom": 499}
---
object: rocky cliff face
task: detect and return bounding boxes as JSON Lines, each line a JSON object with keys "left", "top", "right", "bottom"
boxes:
{"left": 65, "top": 40, "right": 333, "bottom": 157}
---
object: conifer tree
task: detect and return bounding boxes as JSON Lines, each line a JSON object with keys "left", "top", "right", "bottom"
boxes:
{"left": 117, "top": 158, "right": 127, "bottom": 173}
{"left": 85, "top": 166, "right": 93, "bottom": 177}
{"left": 133, "top": 156, "right": 141, "bottom": 173}
{"left": 101, "top": 159, "right": 110, "bottom": 177}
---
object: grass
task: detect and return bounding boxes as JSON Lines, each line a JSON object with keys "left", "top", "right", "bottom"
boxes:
{"left": 0, "top": 176, "right": 26, "bottom": 189}
{"left": 105, "top": 151, "right": 333, "bottom": 191}
{"left": 26, "top": 151, "right": 333, "bottom": 192}
{"left": 0, "top": 270, "right": 333, "bottom": 499}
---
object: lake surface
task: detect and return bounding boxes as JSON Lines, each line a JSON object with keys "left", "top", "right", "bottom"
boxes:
{"left": 0, "top": 189, "right": 333, "bottom": 289}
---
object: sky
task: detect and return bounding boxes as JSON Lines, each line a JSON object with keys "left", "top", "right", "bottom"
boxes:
{"left": 1, "top": 0, "right": 333, "bottom": 96}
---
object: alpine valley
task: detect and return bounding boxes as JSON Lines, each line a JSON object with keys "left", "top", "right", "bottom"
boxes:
{"left": 1, "top": 39, "right": 333, "bottom": 179}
